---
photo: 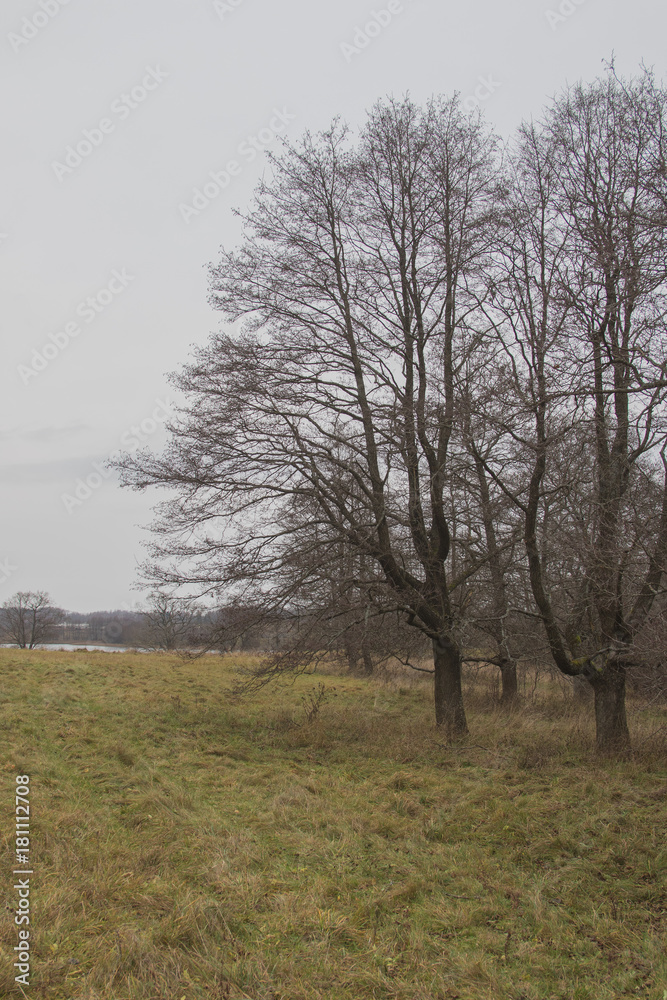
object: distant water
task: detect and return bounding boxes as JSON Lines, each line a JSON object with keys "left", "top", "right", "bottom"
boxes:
{"left": 0, "top": 643, "right": 222, "bottom": 653}
{"left": 0, "top": 643, "right": 142, "bottom": 652}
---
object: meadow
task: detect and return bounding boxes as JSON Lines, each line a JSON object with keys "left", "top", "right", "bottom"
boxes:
{"left": 0, "top": 647, "right": 665, "bottom": 999}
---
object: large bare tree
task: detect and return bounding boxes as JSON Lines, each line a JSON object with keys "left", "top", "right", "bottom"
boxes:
{"left": 117, "top": 97, "right": 501, "bottom": 734}
{"left": 480, "top": 69, "right": 667, "bottom": 751}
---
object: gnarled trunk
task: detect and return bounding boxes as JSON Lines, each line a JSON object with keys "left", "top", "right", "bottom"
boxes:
{"left": 433, "top": 635, "right": 468, "bottom": 735}
{"left": 589, "top": 661, "right": 630, "bottom": 754}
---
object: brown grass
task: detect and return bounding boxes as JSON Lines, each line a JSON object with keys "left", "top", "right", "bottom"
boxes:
{"left": 0, "top": 648, "right": 665, "bottom": 999}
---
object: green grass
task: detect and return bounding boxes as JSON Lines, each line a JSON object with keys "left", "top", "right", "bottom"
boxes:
{"left": 0, "top": 648, "right": 666, "bottom": 999}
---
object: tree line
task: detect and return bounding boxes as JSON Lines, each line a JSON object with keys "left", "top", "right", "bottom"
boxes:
{"left": 108, "top": 67, "right": 666, "bottom": 752}
{"left": 0, "top": 591, "right": 246, "bottom": 651}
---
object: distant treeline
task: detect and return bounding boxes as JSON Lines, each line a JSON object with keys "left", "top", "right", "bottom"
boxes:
{"left": 54, "top": 608, "right": 284, "bottom": 651}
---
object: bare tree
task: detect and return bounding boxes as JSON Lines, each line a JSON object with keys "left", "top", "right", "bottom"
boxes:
{"left": 451, "top": 353, "right": 525, "bottom": 703}
{"left": 459, "top": 447, "right": 522, "bottom": 703}
{"left": 1, "top": 591, "right": 62, "bottom": 649}
{"left": 481, "top": 69, "right": 667, "bottom": 751}
{"left": 117, "top": 97, "right": 501, "bottom": 734}
{"left": 116, "top": 75, "right": 667, "bottom": 752}
{"left": 138, "top": 592, "right": 204, "bottom": 650}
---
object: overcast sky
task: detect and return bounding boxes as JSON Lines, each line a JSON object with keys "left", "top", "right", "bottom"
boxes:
{"left": 1, "top": 0, "right": 664, "bottom": 613}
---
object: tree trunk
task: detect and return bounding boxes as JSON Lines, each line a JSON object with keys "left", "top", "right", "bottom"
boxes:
{"left": 499, "top": 657, "right": 518, "bottom": 705}
{"left": 589, "top": 662, "right": 630, "bottom": 754}
{"left": 360, "top": 639, "right": 374, "bottom": 677}
{"left": 433, "top": 635, "right": 468, "bottom": 735}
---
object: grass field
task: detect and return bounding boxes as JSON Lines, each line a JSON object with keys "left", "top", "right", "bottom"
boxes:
{"left": 1, "top": 648, "right": 666, "bottom": 1000}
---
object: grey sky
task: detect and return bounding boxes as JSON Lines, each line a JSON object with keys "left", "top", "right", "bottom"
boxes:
{"left": 1, "top": 0, "right": 663, "bottom": 612}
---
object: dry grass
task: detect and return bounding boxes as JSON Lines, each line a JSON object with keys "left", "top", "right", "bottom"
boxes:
{"left": 0, "top": 648, "right": 665, "bottom": 999}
